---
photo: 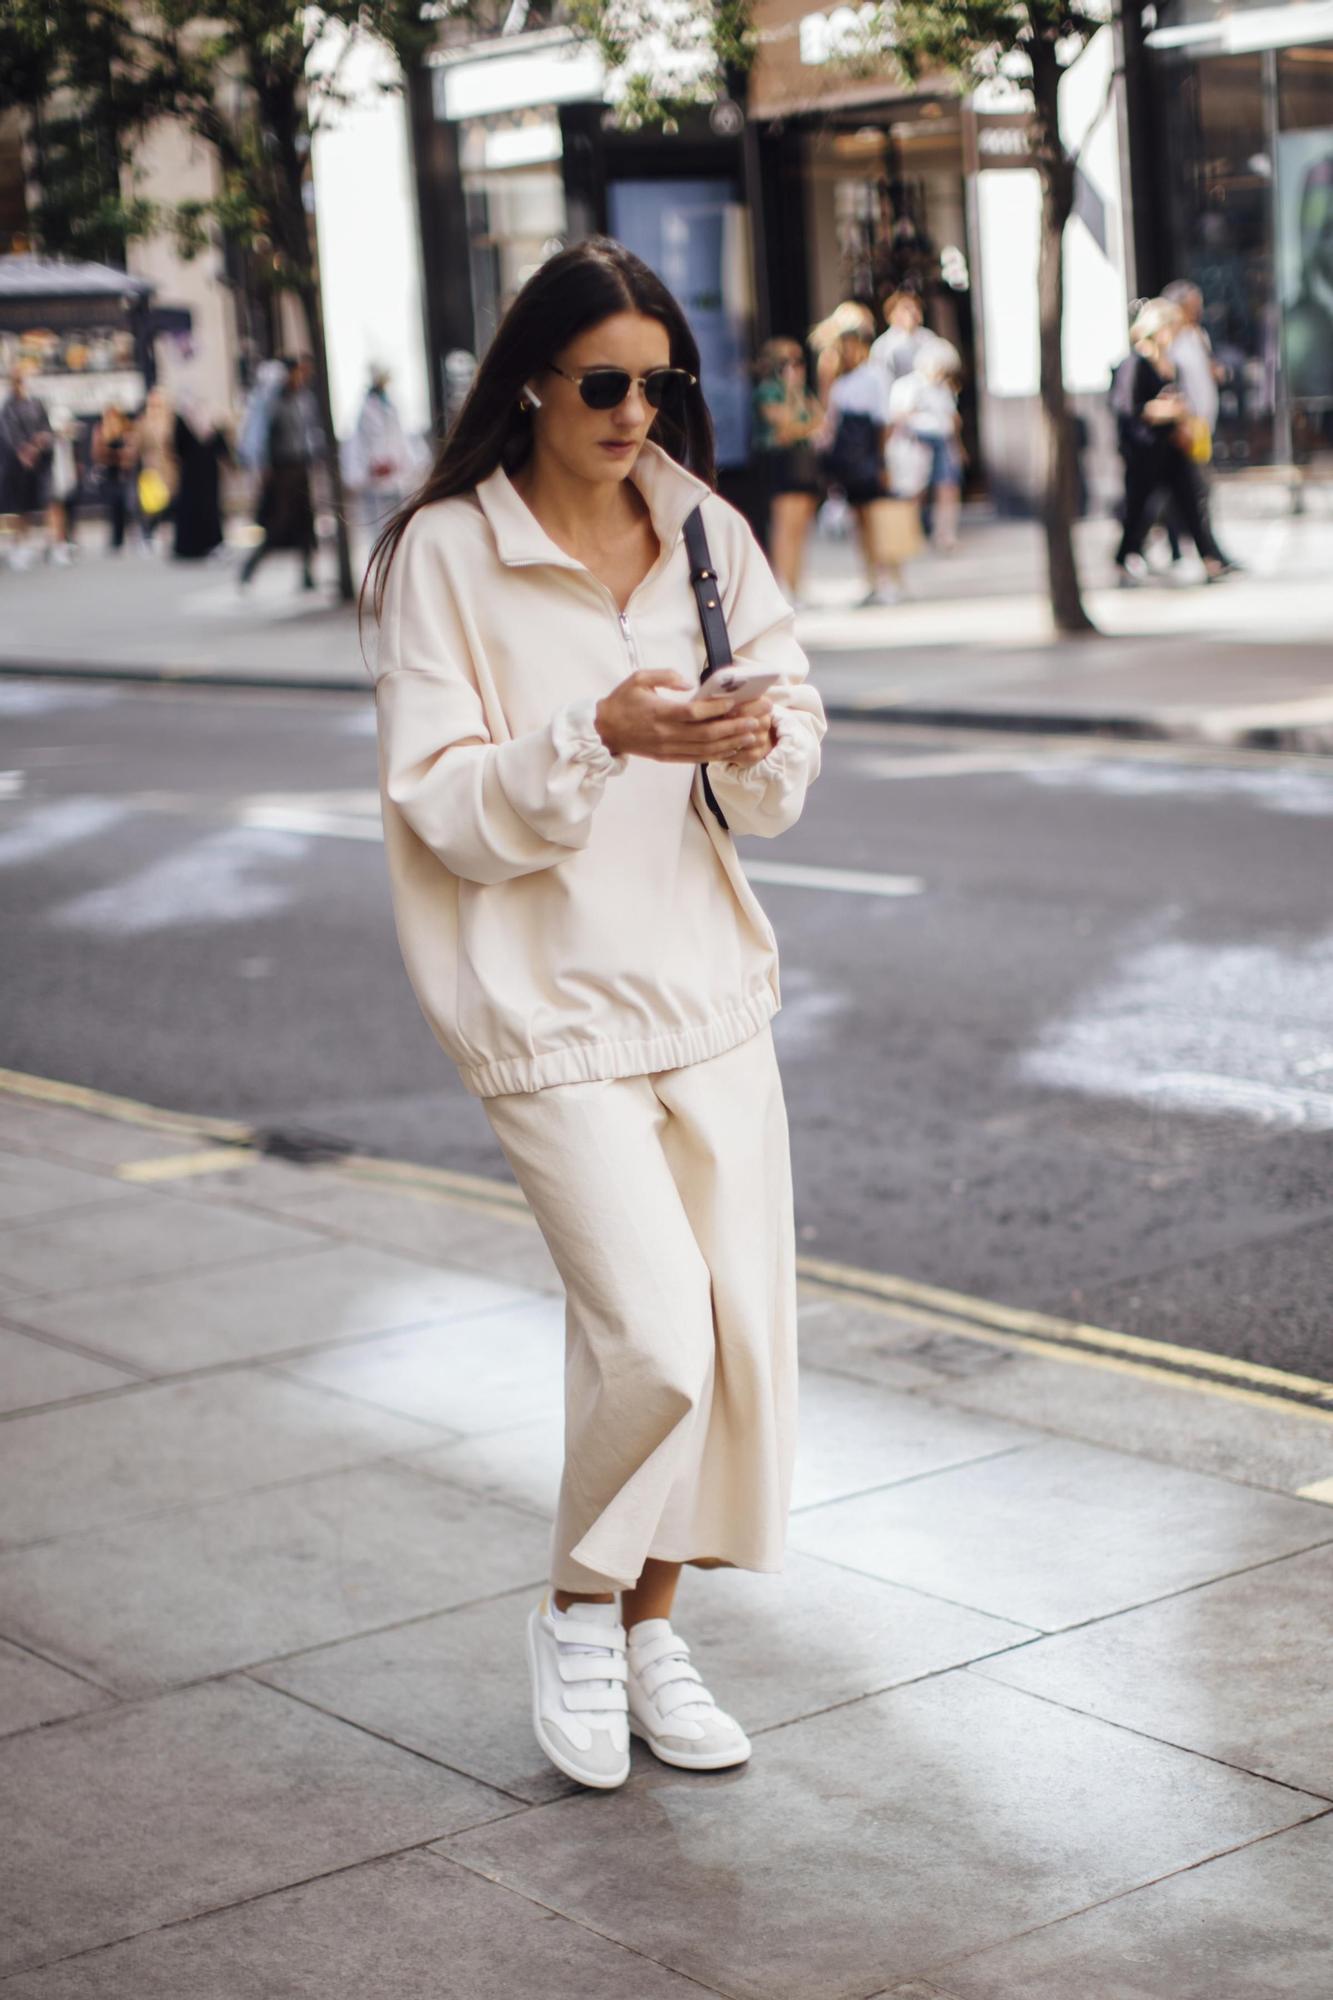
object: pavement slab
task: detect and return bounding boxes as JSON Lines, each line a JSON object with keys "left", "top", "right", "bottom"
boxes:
{"left": 904, "top": 1811, "right": 1333, "bottom": 1999}
{"left": 270, "top": 1179, "right": 564, "bottom": 1290}
{"left": 0, "top": 1323, "right": 136, "bottom": 1414}
{"left": 972, "top": 1541, "right": 1333, "bottom": 1798}
{"left": 0, "top": 1849, "right": 719, "bottom": 1999}
{"left": 0, "top": 1639, "right": 113, "bottom": 1740}
{"left": 0, "top": 1677, "right": 514, "bottom": 1977}
{"left": 437, "top": 1668, "right": 1326, "bottom": 2000}
{"left": 785, "top": 1436, "right": 1331, "bottom": 1629}
{"left": 0, "top": 1191, "right": 321, "bottom": 1299}
{"left": 0, "top": 1369, "right": 451, "bottom": 1549}
{"left": 255, "top": 1552, "right": 1033, "bottom": 1803}
{"left": 279, "top": 1292, "right": 568, "bottom": 1433}
{"left": 0, "top": 1461, "right": 551, "bottom": 1694}
{"left": 0, "top": 1153, "right": 135, "bottom": 1227}
{"left": 6, "top": 1240, "right": 525, "bottom": 1374}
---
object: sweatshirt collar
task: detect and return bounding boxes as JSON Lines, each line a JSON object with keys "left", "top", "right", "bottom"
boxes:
{"left": 475, "top": 440, "right": 712, "bottom": 570}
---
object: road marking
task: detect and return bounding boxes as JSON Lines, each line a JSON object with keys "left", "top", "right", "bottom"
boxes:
{"left": 235, "top": 798, "right": 926, "bottom": 898}
{"left": 1297, "top": 1476, "right": 1333, "bottom": 1503}
{"left": 797, "top": 1253, "right": 1333, "bottom": 1405}
{"left": 117, "top": 1148, "right": 257, "bottom": 1182}
{"left": 2, "top": 1066, "right": 1329, "bottom": 1435}
{"left": 743, "top": 859, "right": 922, "bottom": 898}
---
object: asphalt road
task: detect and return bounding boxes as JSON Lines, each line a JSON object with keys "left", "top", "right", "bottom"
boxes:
{"left": 2, "top": 675, "right": 1331, "bottom": 1376}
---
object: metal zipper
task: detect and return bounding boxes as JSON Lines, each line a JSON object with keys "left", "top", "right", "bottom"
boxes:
{"left": 617, "top": 607, "right": 640, "bottom": 671}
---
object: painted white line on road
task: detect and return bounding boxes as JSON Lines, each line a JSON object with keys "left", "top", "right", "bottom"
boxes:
{"left": 744, "top": 859, "right": 923, "bottom": 898}
{"left": 1019, "top": 927, "right": 1333, "bottom": 1133}
{"left": 237, "top": 800, "right": 926, "bottom": 899}
{"left": 0, "top": 797, "right": 125, "bottom": 868}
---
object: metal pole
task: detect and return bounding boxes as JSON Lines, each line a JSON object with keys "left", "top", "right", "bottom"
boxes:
{"left": 1263, "top": 45, "right": 1300, "bottom": 512}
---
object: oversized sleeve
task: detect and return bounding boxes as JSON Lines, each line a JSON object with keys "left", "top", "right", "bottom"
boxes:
{"left": 374, "top": 519, "right": 626, "bottom": 886}
{"left": 701, "top": 501, "right": 827, "bottom": 840}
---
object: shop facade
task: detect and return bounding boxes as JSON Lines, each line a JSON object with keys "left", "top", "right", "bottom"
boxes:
{"left": 1132, "top": 0, "right": 1333, "bottom": 470}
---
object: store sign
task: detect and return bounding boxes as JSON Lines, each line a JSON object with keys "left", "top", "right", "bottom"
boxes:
{"left": 799, "top": 5, "right": 881, "bottom": 66}
{"left": 964, "top": 111, "right": 1036, "bottom": 173}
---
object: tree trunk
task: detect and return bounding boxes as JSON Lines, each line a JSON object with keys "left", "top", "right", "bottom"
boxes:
{"left": 298, "top": 272, "right": 356, "bottom": 603}
{"left": 1029, "top": 39, "right": 1095, "bottom": 636}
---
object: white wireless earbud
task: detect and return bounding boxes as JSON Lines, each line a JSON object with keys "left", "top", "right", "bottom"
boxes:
{"left": 521, "top": 382, "right": 543, "bottom": 410}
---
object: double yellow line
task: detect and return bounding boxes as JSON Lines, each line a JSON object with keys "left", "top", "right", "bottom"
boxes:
{"left": 2, "top": 1067, "right": 1331, "bottom": 1485}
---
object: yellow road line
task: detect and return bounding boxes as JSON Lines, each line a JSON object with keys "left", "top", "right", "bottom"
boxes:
{"left": 797, "top": 1253, "right": 1333, "bottom": 1404}
{"left": 117, "top": 1148, "right": 258, "bottom": 1183}
{"left": 3, "top": 1065, "right": 1331, "bottom": 1420}
{"left": 0, "top": 1067, "right": 248, "bottom": 1144}
{"left": 1296, "top": 1476, "right": 1333, "bottom": 1502}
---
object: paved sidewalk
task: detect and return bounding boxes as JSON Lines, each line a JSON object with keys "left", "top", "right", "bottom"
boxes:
{"left": 1, "top": 1076, "right": 1331, "bottom": 1997}
{"left": 1, "top": 489, "right": 1331, "bottom": 751}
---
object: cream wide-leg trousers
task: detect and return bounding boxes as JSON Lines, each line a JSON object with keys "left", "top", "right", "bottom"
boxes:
{"left": 481, "top": 1023, "right": 799, "bottom": 1593}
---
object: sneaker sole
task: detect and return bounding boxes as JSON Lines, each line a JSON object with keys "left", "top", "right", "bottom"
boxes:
{"left": 526, "top": 1610, "right": 630, "bottom": 1791}
{"left": 628, "top": 1714, "right": 752, "bottom": 1770}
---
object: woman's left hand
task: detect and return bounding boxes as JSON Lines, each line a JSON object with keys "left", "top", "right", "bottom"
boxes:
{"left": 720, "top": 695, "right": 778, "bottom": 767}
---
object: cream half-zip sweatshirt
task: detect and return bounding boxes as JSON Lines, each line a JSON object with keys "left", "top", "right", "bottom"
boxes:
{"left": 374, "top": 440, "right": 827, "bottom": 1098}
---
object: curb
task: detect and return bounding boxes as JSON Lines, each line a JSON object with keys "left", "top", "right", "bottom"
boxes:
{"left": 4, "top": 658, "right": 1332, "bottom": 756}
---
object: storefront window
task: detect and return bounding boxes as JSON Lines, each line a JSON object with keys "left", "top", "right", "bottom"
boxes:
{"left": 1152, "top": 51, "right": 1274, "bottom": 465}
{"left": 459, "top": 109, "right": 567, "bottom": 348}
{"left": 1150, "top": 34, "right": 1333, "bottom": 465}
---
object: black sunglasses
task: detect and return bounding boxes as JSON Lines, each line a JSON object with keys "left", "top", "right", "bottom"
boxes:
{"left": 548, "top": 363, "right": 697, "bottom": 411}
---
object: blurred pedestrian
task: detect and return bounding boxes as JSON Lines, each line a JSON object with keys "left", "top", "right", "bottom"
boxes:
{"left": 172, "top": 399, "right": 231, "bottom": 560}
{"left": 870, "top": 289, "right": 935, "bottom": 387}
{"left": 1161, "top": 279, "right": 1238, "bottom": 573}
{"left": 820, "top": 322, "right": 908, "bottom": 606}
{"left": 342, "top": 364, "right": 417, "bottom": 534}
{"left": 240, "top": 354, "right": 323, "bottom": 591}
{"left": 136, "top": 387, "right": 178, "bottom": 554}
{"left": 89, "top": 404, "right": 139, "bottom": 553}
{"left": 1111, "top": 300, "right": 1229, "bottom": 586}
{"left": 809, "top": 301, "right": 876, "bottom": 403}
{"left": 0, "top": 364, "right": 54, "bottom": 569}
{"left": 750, "top": 338, "right": 823, "bottom": 602}
{"left": 45, "top": 407, "right": 82, "bottom": 563}
{"left": 888, "top": 343, "right": 963, "bottom": 552}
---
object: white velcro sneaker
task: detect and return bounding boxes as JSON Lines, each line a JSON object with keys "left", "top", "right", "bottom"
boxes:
{"left": 526, "top": 1593, "right": 630, "bottom": 1790}
{"left": 626, "top": 1617, "right": 752, "bottom": 1771}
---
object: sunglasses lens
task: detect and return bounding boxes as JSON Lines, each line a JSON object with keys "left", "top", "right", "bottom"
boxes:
{"left": 644, "top": 369, "right": 692, "bottom": 410}
{"left": 578, "top": 371, "right": 632, "bottom": 410}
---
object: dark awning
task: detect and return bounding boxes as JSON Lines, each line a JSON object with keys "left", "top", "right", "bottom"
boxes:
{"left": 0, "top": 254, "right": 156, "bottom": 333}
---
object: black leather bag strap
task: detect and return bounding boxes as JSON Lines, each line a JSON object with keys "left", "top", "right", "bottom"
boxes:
{"left": 683, "top": 503, "right": 730, "bottom": 831}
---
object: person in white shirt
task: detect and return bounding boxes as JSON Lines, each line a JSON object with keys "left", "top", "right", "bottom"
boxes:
{"left": 888, "top": 345, "right": 963, "bottom": 552}
{"left": 342, "top": 365, "right": 419, "bottom": 532}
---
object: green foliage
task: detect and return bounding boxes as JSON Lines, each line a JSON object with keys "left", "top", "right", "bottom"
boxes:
{"left": 566, "top": 0, "right": 755, "bottom": 130}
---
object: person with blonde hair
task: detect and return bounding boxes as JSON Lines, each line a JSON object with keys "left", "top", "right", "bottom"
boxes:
{"left": 1111, "top": 299, "right": 1228, "bottom": 585}
{"left": 819, "top": 320, "right": 909, "bottom": 605}
{"left": 809, "top": 301, "right": 876, "bottom": 402}
{"left": 751, "top": 337, "right": 823, "bottom": 601}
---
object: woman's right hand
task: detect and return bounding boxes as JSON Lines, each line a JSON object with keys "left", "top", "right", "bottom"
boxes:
{"left": 595, "top": 668, "right": 768, "bottom": 764}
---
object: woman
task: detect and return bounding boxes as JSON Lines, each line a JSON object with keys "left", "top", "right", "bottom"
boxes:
{"left": 888, "top": 342, "right": 963, "bottom": 552}
{"left": 751, "top": 337, "right": 823, "bottom": 601}
{"left": 89, "top": 405, "right": 139, "bottom": 553}
{"left": 820, "top": 321, "right": 904, "bottom": 606}
{"left": 366, "top": 238, "right": 826, "bottom": 1792}
{"left": 172, "top": 401, "right": 231, "bottom": 560}
{"left": 1113, "top": 299, "right": 1228, "bottom": 585}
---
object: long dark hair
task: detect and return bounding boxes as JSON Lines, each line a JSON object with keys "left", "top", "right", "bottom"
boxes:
{"left": 363, "top": 236, "right": 716, "bottom": 623}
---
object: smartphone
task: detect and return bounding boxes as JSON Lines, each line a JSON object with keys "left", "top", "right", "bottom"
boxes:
{"left": 700, "top": 665, "right": 783, "bottom": 703}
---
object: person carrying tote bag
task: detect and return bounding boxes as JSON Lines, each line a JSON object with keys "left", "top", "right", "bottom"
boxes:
{"left": 364, "top": 237, "right": 826, "bottom": 1794}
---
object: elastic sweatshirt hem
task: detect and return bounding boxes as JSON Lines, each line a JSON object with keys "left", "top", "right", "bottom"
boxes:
{"left": 457, "top": 985, "right": 778, "bottom": 1099}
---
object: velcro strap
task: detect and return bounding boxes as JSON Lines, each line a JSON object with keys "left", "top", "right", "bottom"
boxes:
{"left": 554, "top": 1618, "right": 626, "bottom": 1652}
{"left": 631, "top": 1632, "right": 690, "bottom": 1671}
{"left": 558, "top": 1653, "right": 629, "bottom": 1684}
{"left": 659, "top": 1677, "right": 714, "bottom": 1719}
{"left": 564, "top": 1682, "right": 629, "bottom": 1712}
{"left": 642, "top": 1657, "right": 703, "bottom": 1701}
